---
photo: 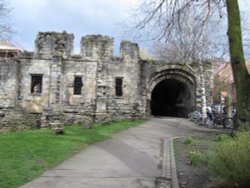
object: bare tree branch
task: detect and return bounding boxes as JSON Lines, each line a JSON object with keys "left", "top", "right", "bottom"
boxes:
{"left": 0, "top": 0, "right": 14, "bottom": 39}
{"left": 128, "top": 0, "right": 228, "bottom": 62}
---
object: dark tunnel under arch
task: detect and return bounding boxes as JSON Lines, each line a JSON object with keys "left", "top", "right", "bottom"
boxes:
{"left": 150, "top": 79, "right": 191, "bottom": 117}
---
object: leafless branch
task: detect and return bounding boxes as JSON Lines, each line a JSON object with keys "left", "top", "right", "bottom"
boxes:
{"left": 127, "top": 0, "right": 228, "bottom": 62}
{"left": 0, "top": 0, "right": 14, "bottom": 39}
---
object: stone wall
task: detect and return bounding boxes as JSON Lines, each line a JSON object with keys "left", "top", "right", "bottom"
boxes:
{"left": 0, "top": 31, "right": 213, "bottom": 132}
{"left": 35, "top": 31, "right": 74, "bottom": 58}
{"left": 81, "top": 35, "right": 113, "bottom": 60}
{"left": 105, "top": 59, "right": 142, "bottom": 120}
{"left": 0, "top": 107, "right": 40, "bottom": 133}
{"left": 0, "top": 60, "right": 18, "bottom": 108}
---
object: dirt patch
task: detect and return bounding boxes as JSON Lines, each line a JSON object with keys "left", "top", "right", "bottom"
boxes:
{"left": 174, "top": 134, "right": 224, "bottom": 188}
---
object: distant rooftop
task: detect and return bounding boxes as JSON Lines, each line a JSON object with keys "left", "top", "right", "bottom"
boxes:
{"left": 216, "top": 60, "right": 250, "bottom": 83}
{"left": 0, "top": 40, "right": 23, "bottom": 59}
{"left": 0, "top": 40, "right": 22, "bottom": 51}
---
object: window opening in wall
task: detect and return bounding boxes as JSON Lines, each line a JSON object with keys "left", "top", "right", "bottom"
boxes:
{"left": 31, "top": 75, "right": 43, "bottom": 94}
{"left": 74, "top": 76, "right": 83, "bottom": 95}
{"left": 115, "top": 77, "right": 123, "bottom": 97}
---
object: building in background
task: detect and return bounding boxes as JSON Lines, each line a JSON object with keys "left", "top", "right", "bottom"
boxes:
{"left": 213, "top": 60, "right": 250, "bottom": 115}
{"left": 0, "top": 40, "right": 22, "bottom": 59}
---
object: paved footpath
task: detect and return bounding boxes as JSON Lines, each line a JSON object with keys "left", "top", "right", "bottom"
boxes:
{"left": 20, "top": 118, "right": 221, "bottom": 188}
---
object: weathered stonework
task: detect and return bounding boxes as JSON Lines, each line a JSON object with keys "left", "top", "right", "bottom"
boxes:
{"left": 0, "top": 107, "right": 40, "bottom": 133}
{"left": 0, "top": 31, "right": 213, "bottom": 131}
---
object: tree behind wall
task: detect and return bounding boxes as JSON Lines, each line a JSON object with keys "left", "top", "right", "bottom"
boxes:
{"left": 152, "top": 6, "right": 226, "bottom": 63}
{"left": 132, "top": 0, "right": 250, "bottom": 129}
{"left": 0, "top": 0, "right": 13, "bottom": 39}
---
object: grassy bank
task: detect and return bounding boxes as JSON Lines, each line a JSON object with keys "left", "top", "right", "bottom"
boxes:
{"left": 174, "top": 131, "right": 250, "bottom": 187}
{"left": 174, "top": 134, "right": 218, "bottom": 187}
{"left": 209, "top": 131, "right": 250, "bottom": 187}
{"left": 0, "top": 119, "right": 146, "bottom": 188}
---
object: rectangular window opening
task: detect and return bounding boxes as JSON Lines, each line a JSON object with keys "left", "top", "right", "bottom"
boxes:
{"left": 74, "top": 76, "right": 83, "bottom": 95}
{"left": 115, "top": 78, "right": 123, "bottom": 97}
{"left": 31, "top": 75, "right": 43, "bottom": 94}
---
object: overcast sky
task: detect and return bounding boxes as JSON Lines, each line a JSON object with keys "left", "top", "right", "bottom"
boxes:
{"left": 9, "top": 0, "right": 140, "bottom": 55}
{"left": 8, "top": 0, "right": 250, "bottom": 57}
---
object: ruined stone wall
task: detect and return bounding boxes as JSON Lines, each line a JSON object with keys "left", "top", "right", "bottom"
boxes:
{"left": 35, "top": 31, "right": 74, "bottom": 58}
{"left": 190, "top": 61, "right": 214, "bottom": 109}
{"left": 0, "top": 31, "right": 215, "bottom": 132}
{"left": 203, "top": 61, "right": 214, "bottom": 105}
{"left": 17, "top": 57, "right": 50, "bottom": 112}
{"left": 61, "top": 59, "right": 97, "bottom": 123}
{"left": 81, "top": 35, "right": 113, "bottom": 60}
{"left": 0, "top": 59, "right": 18, "bottom": 108}
{"left": 105, "top": 59, "right": 142, "bottom": 119}
{"left": 81, "top": 38, "right": 144, "bottom": 121}
{"left": 0, "top": 107, "right": 40, "bottom": 133}
{"left": 10, "top": 32, "right": 144, "bottom": 125}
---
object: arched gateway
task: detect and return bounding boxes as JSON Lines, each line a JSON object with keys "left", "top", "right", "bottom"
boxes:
{"left": 0, "top": 32, "right": 214, "bottom": 131}
{"left": 147, "top": 64, "right": 196, "bottom": 117}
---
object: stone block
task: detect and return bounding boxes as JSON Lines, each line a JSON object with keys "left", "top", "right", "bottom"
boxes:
{"left": 50, "top": 122, "right": 64, "bottom": 134}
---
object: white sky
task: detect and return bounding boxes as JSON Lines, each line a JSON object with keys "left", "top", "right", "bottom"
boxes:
{"left": 9, "top": 0, "right": 141, "bottom": 55}
{"left": 8, "top": 0, "right": 250, "bottom": 57}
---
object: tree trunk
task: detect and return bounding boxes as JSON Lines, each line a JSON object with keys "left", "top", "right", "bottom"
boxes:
{"left": 226, "top": 0, "right": 250, "bottom": 129}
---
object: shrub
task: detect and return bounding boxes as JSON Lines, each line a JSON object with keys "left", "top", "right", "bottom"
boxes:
{"left": 188, "top": 150, "right": 202, "bottom": 166}
{"left": 184, "top": 137, "right": 193, "bottom": 145}
{"left": 214, "top": 134, "right": 231, "bottom": 142}
{"left": 208, "top": 131, "right": 250, "bottom": 187}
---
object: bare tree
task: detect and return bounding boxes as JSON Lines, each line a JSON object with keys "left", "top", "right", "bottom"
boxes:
{"left": 131, "top": 0, "right": 224, "bottom": 40}
{"left": 132, "top": 0, "right": 250, "bottom": 129}
{"left": 139, "top": 47, "right": 157, "bottom": 60}
{"left": 152, "top": 9, "right": 227, "bottom": 63}
{"left": 0, "top": 0, "right": 13, "bottom": 39}
{"left": 240, "top": 9, "right": 250, "bottom": 59}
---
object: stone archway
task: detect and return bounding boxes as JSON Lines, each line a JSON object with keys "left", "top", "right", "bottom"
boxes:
{"left": 148, "top": 66, "right": 196, "bottom": 117}
{"left": 151, "top": 79, "right": 190, "bottom": 117}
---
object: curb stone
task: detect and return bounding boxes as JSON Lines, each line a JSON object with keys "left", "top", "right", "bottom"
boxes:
{"left": 156, "top": 137, "right": 179, "bottom": 188}
{"left": 170, "top": 138, "right": 179, "bottom": 188}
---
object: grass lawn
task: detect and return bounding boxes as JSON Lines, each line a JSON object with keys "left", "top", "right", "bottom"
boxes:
{"left": 0, "top": 119, "right": 146, "bottom": 188}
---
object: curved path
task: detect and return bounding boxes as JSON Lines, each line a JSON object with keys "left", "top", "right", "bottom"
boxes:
{"left": 20, "top": 118, "right": 223, "bottom": 188}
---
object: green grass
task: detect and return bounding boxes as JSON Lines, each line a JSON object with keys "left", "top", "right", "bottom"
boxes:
{"left": 0, "top": 119, "right": 146, "bottom": 188}
{"left": 183, "top": 137, "right": 193, "bottom": 145}
{"left": 174, "top": 134, "right": 224, "bottom": 187}
{"left": 174, "top": 135, "right": 218, "bottom": 167}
